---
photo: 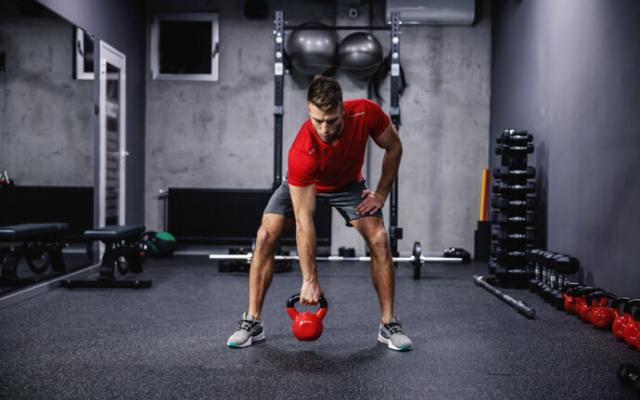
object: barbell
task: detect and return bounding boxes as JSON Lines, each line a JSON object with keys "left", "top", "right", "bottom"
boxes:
{"left": 208, "top": 241, "right": 463, "bottom": 266}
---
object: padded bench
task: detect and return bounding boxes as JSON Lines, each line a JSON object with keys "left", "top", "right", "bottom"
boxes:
{"left": 61, "top": 225, "right": 151, "bottom": 289}
{"left": 0, "top": 223, "right": 69, "bottom": 285}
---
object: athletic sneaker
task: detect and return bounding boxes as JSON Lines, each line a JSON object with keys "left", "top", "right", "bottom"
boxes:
{"left": 227, "top": 312, "right": 265, "bottom": 348}
{"left": 378, "top": 317, "right": 413, "bottom": 351}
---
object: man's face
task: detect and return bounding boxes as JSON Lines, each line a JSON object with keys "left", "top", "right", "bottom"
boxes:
{"left": 307, "top": 102, "right": 344, "bottom": 144}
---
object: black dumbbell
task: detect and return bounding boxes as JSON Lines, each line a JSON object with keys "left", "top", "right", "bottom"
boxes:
{"left": 492, "top": 182, "right": 537, "bottom": 195}
{"left": 494, "top": 237, "right": 535, "bottom": 247}
{"left": 493, "top": 229, "right": 535, "bottom": 242}
{"left": 552, "top": 253, "right": 580, "bottom": 275}
{"left": 496, "top": 143, "right": 535, "bottom": 155}
{"left": 543, "top": 269, "right": 560, "bottom": 303}
{"left": 495, "top": 249, "right": 527, "bottom": 260}
{"left": 540, "top": 251, "right": 562, "bottom": 303}
{"left": 617, "top": 364, "right": 640, "bottom": 391}
{"left": 493, "top": 166, "right": 536, "bottom": 180}
{"left": 492, "top": 196, "right": 536, "bottom": 210}
{"left": 528, "top": 249, "right": 544, "bottom": 292}
{"left": 492, "top": 212, "right": 536, "bottom": 226}
{"left": 338, "top": 247, "right": 356, "bottom": 257}
{"left": 548, "top": 254, "right": 580, "bottom": 307}
{"left": 499, "top": 129, "right": 530, "bottom": 138}
{"left": 535, "top": 250, "right": 556, "bottom": 296}
{"left": 497, "top": 133, "right": 533, "bottom": 145}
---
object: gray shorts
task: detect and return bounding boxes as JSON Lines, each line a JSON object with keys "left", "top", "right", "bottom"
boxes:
{"left": 264, "top": 179, "right": 383, "bottom": 226}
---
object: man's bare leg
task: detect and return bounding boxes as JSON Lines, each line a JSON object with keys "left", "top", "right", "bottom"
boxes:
{"left": 351, "top": 217, "right": 394, "bottom": 323}
{"left": 351, "top": 216, "right": 413, "bottom": 351}
{"left": 248, "top": 213, "right": 294, "bottom": 318}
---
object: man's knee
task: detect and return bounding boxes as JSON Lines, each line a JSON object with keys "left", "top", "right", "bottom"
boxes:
{"left": 367, "top": 225, "right": 390, "bottom": 252}
{"left": 255, "top": 225, "right": 281, "bottom": 249}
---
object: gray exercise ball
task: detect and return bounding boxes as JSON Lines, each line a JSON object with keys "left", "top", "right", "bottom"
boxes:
{"left": 286, "top": 22, "right": 338, "bottom": 76}
{"left": 338, "top": 32, "right": 383, "bottom": 79}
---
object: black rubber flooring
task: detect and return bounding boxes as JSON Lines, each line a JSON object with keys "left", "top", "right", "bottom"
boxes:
{"left": 0, "top": 257, "right": 638, "bottom": 399}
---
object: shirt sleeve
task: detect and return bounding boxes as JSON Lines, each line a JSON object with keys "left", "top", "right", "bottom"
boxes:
{"left": 364, "top": 99, "right": 391, "bottom": 139}
{"left": 287, "top": 147, "right": 317, "bottom": 187}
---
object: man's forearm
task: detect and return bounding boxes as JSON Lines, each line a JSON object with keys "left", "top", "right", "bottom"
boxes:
{"left": 375, "top": 145, "right": 402, "bottom": 200}
{"left": 296, "top": 217, "right": 318, "bottom": 282}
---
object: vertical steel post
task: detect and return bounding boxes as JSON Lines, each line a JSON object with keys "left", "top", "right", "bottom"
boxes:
{"left": 273, "top": 11, "right": 285, "bottom": 191}
{"left": 388, "top": 11, "right": 403, "bottom": 256}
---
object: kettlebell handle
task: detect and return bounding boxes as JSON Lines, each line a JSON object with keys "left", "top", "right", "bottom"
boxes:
{"left": 287, "top": 293, "right": 328, "bottom": 310}
{"left": 623, "top": 299, "right": 640, "bottom": 317}
{"left": 586, "top": 291, "right": 616, "bottom": 306}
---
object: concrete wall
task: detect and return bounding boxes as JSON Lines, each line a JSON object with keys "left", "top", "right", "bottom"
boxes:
{"left": 0, "top": 1, "right": 93, "bottom": 186}
{"left": 145, "top": 0, "right": 491, "bottom": 255}
{"left": 36, "top": 0, "right": 147, "bottom": 225}
{"left": 491, "top": 0, "right": 640, "bottom": 296}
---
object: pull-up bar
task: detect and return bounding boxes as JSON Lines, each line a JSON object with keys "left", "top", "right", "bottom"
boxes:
{"left": 284, "top": 24, "right": 392, "bottom": 31}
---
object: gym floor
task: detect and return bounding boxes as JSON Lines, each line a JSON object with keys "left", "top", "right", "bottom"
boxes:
{"left": 0, "top": 258, "right": 637, "bottom": 400}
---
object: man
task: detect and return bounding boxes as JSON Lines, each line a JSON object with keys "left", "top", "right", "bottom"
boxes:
{"left": 227, "top": 76, "right": 412, "bottom": 351}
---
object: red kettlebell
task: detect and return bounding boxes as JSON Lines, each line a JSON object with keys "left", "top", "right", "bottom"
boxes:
{"left": 588, "top": 292, "right": 617, "bottom": 329}
{"left": 610, "top": 297, "right": 629, "bottom": 332}
{"left": 624, "top": 320, "right": 640, "bottom": 349}
{"left": 562, "top": 284, "right": 582, "bottom": 313}
{"left": 613, "top": 299, "right": 639, "bottom": 341}
{"left": 574, "top": 287, "right": 599, "bottom": 321}
{"left": 286, "top": 293, "right": 328, "bottom": 341}
{"left": 622, "top": 301, "right": 640, "bottom": 348}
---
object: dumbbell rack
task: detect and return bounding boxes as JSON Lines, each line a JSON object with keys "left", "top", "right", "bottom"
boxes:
{"left": 490, "top": 129, "right": 536, "bottom": 287}
{"left": 528, "top": 249, "right": 580, "bottom": 308}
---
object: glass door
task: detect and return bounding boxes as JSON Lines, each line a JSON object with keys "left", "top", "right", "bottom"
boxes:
{"left": 98, "top": 41, "right": 127, "bottom": 227}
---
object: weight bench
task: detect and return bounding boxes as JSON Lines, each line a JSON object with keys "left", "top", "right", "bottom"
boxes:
{"left": 0, "top": 223, "right": 68, "bottom": 285}
{"left": 61, "top": 225, "right": 152, "bottom": 289}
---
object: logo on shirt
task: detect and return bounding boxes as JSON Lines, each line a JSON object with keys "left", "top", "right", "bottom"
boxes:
{"left": 348, "top": 111, "right": 365, "bottom": 118}
{"left": 308, "top": 146, "right": 316, "bottom": 155}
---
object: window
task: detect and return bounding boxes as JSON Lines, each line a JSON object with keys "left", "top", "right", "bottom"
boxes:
{"left": 74, "top": 27, "right": 94, "bottom": 80}
{"left": 150, "top": 13, "right": 220, "bottom": 81}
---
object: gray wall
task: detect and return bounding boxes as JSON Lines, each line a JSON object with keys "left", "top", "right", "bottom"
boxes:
{"left": 0, "top": 2, "right": 93, "bottom": 186}
{"left": 491, "top": 0, "right": 640, "bottom": 296}
{"left": 145, "top": 0, "right": 491, "bottom": 255}
{"left": 36, "top": 0, "right": 146, "bottom": 225}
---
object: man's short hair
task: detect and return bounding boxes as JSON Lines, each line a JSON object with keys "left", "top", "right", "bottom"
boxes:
{"left": 307, "top": 76, "right": 343, "bottom": 111}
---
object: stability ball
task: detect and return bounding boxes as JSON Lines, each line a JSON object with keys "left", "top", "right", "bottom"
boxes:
{"left": 338, "top": 32, "right": 383, "bottom": 79}
{"left": 286, "top": 22, "right": 338, "bottom": 76}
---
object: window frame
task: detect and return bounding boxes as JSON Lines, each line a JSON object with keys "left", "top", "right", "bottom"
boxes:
{"left": 150, "top": 13, "right": 220, "bottom": 82}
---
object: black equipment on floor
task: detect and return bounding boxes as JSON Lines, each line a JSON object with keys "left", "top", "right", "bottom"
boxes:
{"left": 473, "top": 274, "right": 536, "bottom": 319}
{"left": 474, "top": 220, "right": 491, "bottom": 262}
{"left": 617, "top": 363, "right": 640, "bottom": 392}
{"left": 141, "top": 231, "right": 177, "bottom": 258}
{"left": 61, "top": 225, "right": 151, "bottom": 289}
{"left": 0, "top": 223, "right": 68, "bottom": 286}
{"left": 219, "top": 245, "right": 293, "bottom": 274}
